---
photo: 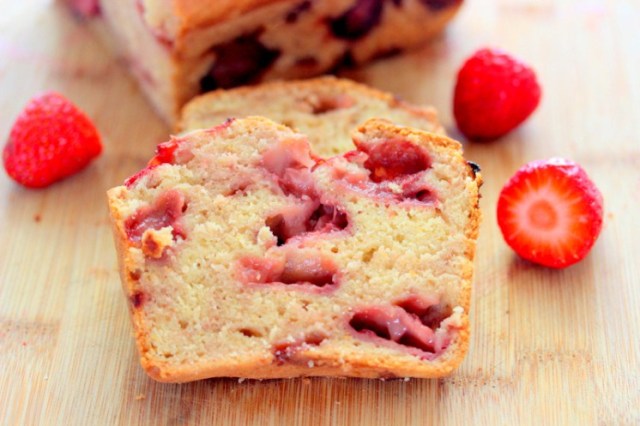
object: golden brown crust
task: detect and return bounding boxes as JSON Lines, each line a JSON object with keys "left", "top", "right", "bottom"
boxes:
{"left": 146, "top": 354, "right": 461, "bottom": 382}
{"left": 106, "top": 188, "right": 155, "bottom": 373}
{"left": 173, "top": 0, "right": 293, "bottom": 34}
{"left": 171, "top": 0, "right": 463, "bottom": 36}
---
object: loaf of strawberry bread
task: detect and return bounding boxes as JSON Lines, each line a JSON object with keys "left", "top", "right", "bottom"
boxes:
{"left": 64, "top": 0, "right": 464, "bottom": 122}
{"left": 107, "top": 116, "right": 481, "bottom": 381}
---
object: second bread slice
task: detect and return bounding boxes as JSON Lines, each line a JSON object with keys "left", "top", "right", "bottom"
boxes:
{"left": 179, "top": 77, "right": 444, "bottom": 157}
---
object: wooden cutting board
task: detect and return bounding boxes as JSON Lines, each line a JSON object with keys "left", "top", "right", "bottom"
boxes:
{"left": 1, "top": 0, "right": 639, "bottom": 424}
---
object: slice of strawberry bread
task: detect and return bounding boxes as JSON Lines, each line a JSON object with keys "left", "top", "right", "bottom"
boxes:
{"left": 107, "top": 116, "right": 481, "bottom": 382}
{"left": 179, "top": 77, "right": 444, "bottom": 157}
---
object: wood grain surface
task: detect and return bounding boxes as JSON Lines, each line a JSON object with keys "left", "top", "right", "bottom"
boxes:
{"left": 1, "top": 0, "right": 639, "bottom": 424}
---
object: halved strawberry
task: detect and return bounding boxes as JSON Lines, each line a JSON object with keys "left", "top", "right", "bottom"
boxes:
{"left": 497, "top": 158, "right": 603, "bottom": 268}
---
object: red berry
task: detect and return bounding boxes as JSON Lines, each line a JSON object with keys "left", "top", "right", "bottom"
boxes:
{"left": 454, "top": 48, "right": 542, "bottom": 141}
{"left": 360, "top": 140, "right": 431, "bottom": 182}
{"left": 124, "top": 190, "right": 187, "bottom": 243}
{"left": 3, "top": 92, "right": 102, "bottom": 188}
{"left": 497, "top": 158, "right": 604, "bottom": 268}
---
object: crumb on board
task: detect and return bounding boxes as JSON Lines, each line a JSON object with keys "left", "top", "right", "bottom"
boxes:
{"left": 135, "top": 394, "right": 145, "bottom": 401}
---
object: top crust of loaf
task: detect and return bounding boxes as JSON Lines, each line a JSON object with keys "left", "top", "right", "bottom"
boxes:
{"left": 145, "top": 0, "right": 462, "bottom": 42}
{"left": 176, "top": 0, "right": 290, "bottom": 30}
{"left": 142, "top": 0, "right": 297, "bottom": 38}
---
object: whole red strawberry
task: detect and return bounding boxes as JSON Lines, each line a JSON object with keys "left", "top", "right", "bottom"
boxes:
{"left": 454, "top": 48, "right": 542, "bottom": 141}
{"left": 497, "top": 158, "right": 603, "bottom": 268}
{"left": 3, "top": 92, "right": 102, "bottom": 188}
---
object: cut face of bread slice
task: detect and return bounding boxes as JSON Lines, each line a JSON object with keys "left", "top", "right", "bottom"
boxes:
{"left": 179, "top": 77, "right": 444, "bottom": 157}
{"left": 107, "top": 117, "right": 481, "bottom": 382}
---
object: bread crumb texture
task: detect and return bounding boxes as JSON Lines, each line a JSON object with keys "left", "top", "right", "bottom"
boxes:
{"left": 107, "top": 116, "right": 481, "bottom": 382}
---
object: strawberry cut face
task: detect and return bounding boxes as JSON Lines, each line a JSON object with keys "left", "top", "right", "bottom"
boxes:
{"left": 329, "top": 0, "right": 384, "bottom": 40}
{"left": 124, "top": 189, "right": 188, "bottom": 244}
{"left": 347, "top": 294, "right": 460, "bottom": 359}
{"left": 497, "top": 158, "right": 604, "bottom": 268}
{"left": 328, "top": 138, "right": 436, "bottom": 206}
{"left": 237, "top": 249, "right": 339, "bottom": 291}
{"left": 360, "top": 139, "right": 431, "bottom": 182}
